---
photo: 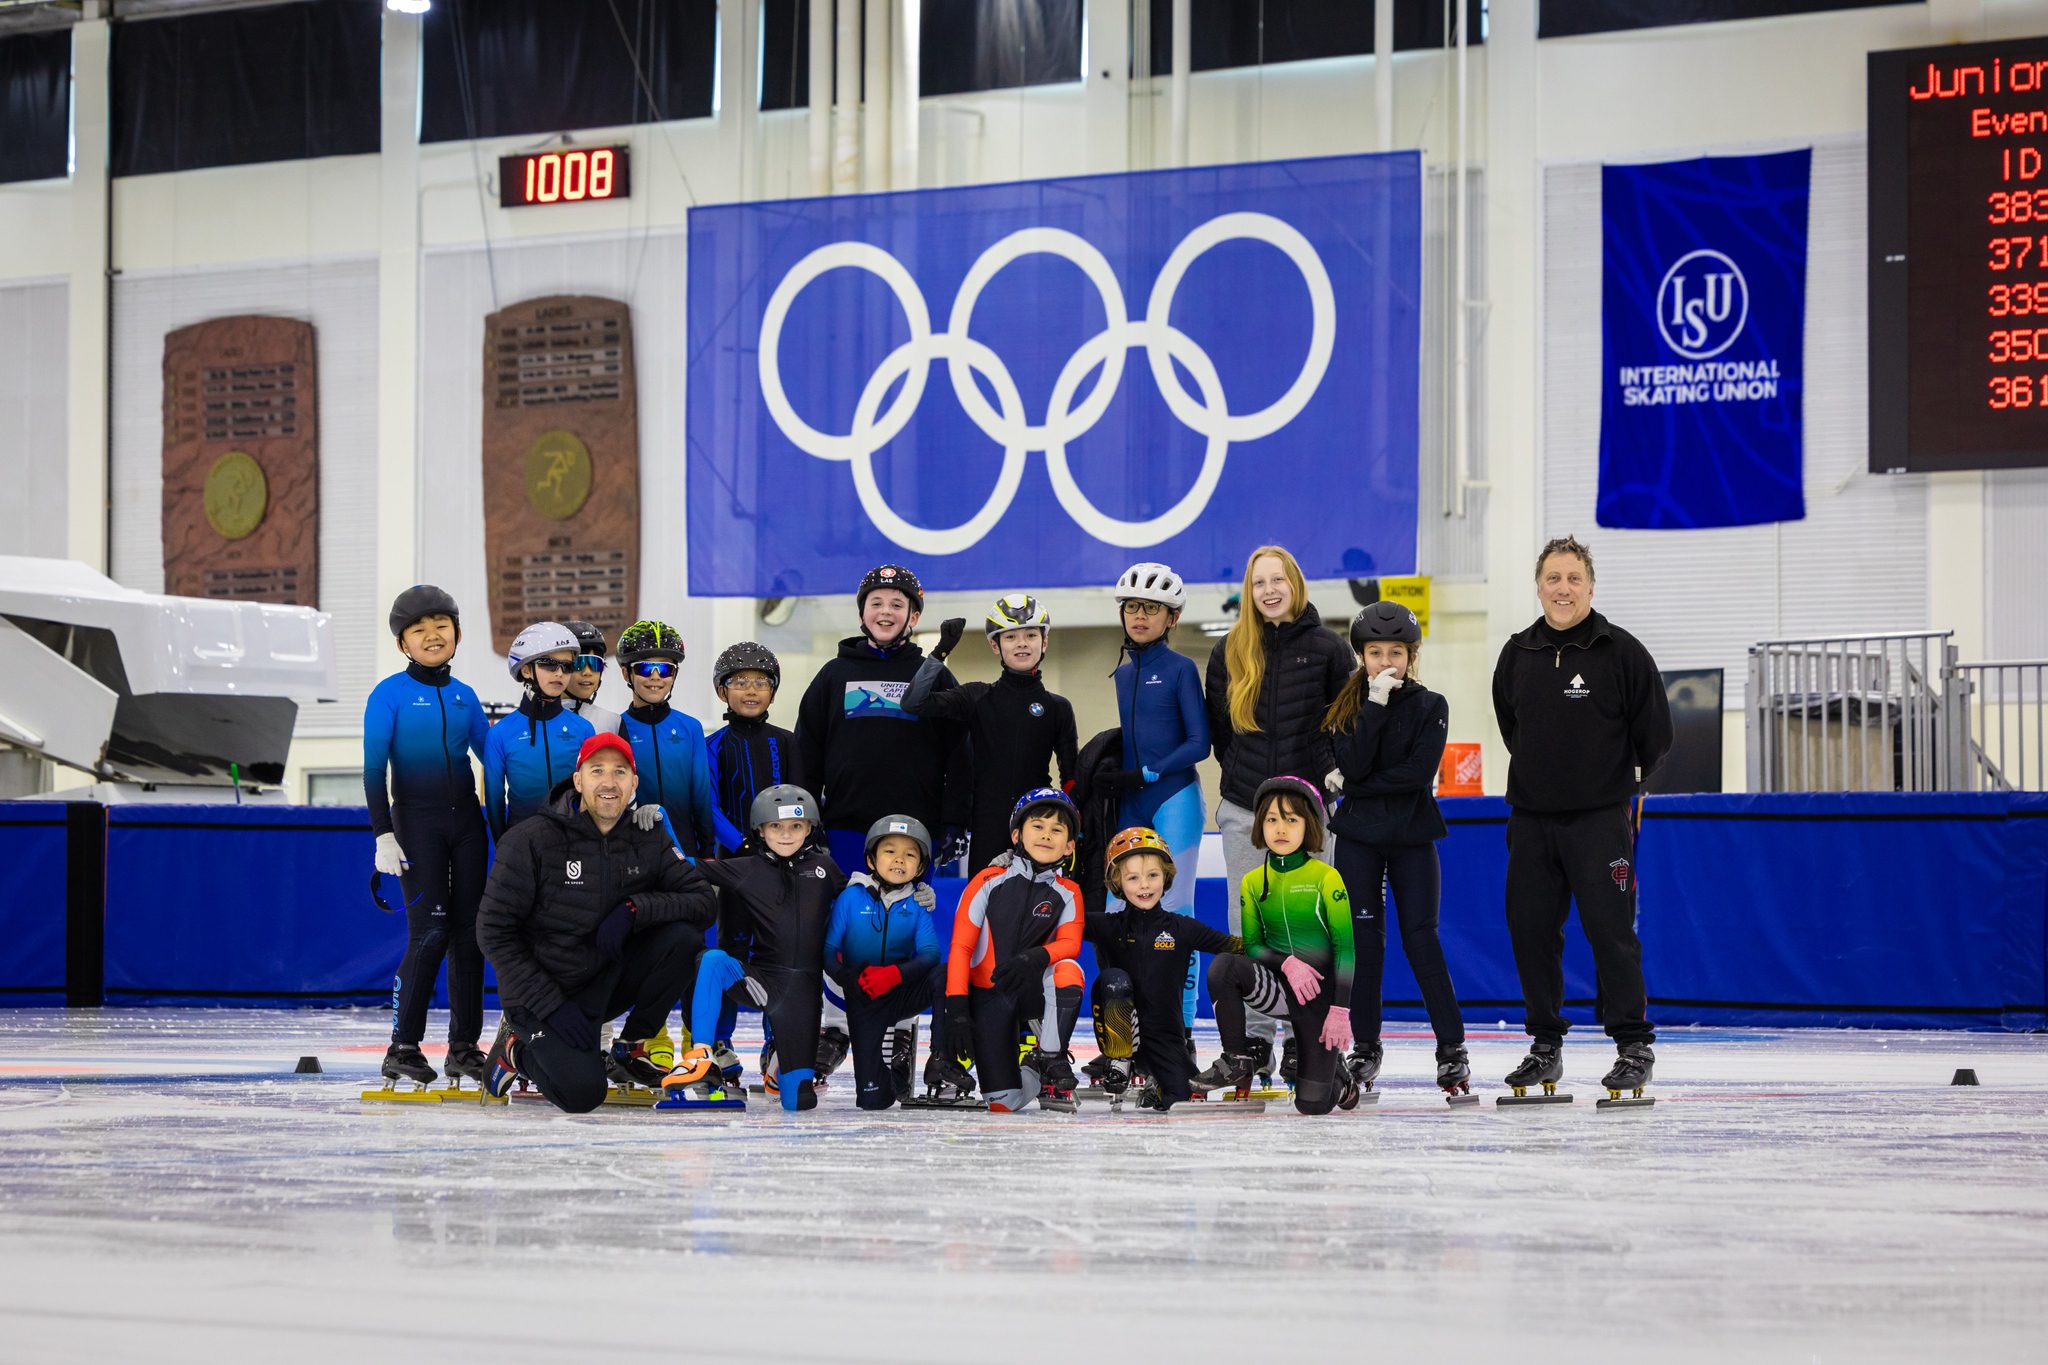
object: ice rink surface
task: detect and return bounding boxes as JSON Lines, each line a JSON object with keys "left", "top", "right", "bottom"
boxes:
{"left": 1, "top": 1011, "right": 2045, "bottom": 1365}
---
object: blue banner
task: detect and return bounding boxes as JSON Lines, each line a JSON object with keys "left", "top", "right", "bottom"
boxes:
{"left": 686, "top": 154, "right": 1421, "bottom": 596}
{"left": 1599, "top": 150, "right": 1810, "bottom": 529}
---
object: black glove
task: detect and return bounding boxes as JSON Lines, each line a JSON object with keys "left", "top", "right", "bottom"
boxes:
{"left": 1097, "top": 767, "right": 1146, "bottom": 794}
{"left": 544, "top": 1001, "right": 597, "bottom": 1052}
{"left": 991, "top": 947, "right": 1050, "bottom": 996}
{"left": 936, "top": 824, "right": 969, "bottom": 867}
{"left": 594, "top": 900, "right": 634, "bottom": 961}
{"left": 944, "top": 996, "right": 974, "bottom": 1059}
{"left": 933, "top": 617, "right": 967, "bottom": 662}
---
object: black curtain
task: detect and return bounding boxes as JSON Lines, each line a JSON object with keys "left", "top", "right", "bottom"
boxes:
{"left": 0, "top": 27, "right": 70, "bottom": 185}
{"left": 921, "top": 0, "right": 1082, "bottom": 98}
{"left": 420, "top": 0, "right": 716, "bottom": 143}
{"left": 761, "top": 0, "right": 813, "bottom": 112}
{"left": 111, "top": 0, "right": 380, "bottom": 177}
{"left": 1539, "top": 0, "right": 1915, "bottom": 40}
{"left": 1148, "top": 0, "right": 1483, "bottom": 76}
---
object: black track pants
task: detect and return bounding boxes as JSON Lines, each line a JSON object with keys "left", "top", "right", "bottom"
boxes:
{"left": 391, "top": 801, "right": 489, "bottom": 1048}
{"left": 1504, "top": 805, "right": 1653, "bottom": 1047}
{"left": 1335, "top": 836, "right": 1464, "bottom": 1053}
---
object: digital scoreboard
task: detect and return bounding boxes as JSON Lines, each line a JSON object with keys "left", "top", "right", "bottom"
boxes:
{"left": 1870, "top": 38, "right": 2048, "bottom": 472}
{"left": 498, "top": 146, "right": 630, "bottom": 209}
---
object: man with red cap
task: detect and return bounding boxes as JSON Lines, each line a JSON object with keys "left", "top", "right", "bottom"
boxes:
{"left": 477, "top": 732, "right": 718, "bottom": 1112}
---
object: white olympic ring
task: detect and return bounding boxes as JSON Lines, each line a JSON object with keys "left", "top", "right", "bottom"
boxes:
{"left": 757, "top": 211, "right": 1335, "bottom": 553}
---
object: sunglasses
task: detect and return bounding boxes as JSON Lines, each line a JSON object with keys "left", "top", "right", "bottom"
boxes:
{"left": 573, "top": 654, "right": 606, "bottom": 673}
{"left": 530, "top": 657, "right": 574, "bottom": 675}
{"left": 630, "top": 661, "right": 678, "bottom": 680}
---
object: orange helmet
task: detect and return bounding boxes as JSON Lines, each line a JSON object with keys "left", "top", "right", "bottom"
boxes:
{"left": 1104, "top": 826, "right": 1176, "bottom": 895}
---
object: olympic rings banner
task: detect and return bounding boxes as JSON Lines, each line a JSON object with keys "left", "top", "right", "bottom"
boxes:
{"left": 685, "top": 153, "right": 1422, "bottom": 596}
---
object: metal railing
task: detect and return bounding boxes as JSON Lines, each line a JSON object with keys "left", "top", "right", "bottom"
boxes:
{"left": 1747, "top": 631, "right": 1953, "bottom": 792}
{"left": 1948, "top": 660, "right": 2047, "bottom": 792}
{"left": 1748, "top": 632, "right": 2048, "bottom": 792}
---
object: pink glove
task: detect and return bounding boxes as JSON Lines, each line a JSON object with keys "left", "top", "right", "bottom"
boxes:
{"left": 1279, "top": 954, "right": 1323, "bottom": 1006}
{"left": 1319, "top": 1006, "right": 1353, "bottom": 1054}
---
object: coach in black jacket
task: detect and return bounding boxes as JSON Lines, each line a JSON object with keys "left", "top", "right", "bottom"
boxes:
{"left": 477, "top": 732, "right": 717, "bottom": 1112}
{"left": 1491, "top": 535, "right": 1672, "bottom": 1081}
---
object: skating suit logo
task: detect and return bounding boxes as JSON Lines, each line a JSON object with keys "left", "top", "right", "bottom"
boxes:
{"left": 1153, "top": 931, "right": 1177, "bottom": 951}
{"left": 1565, "top": 673, "right": 1591, "bottom": 699}
{"left": 812, "top": 866, "right": 829, "bottom": 879}
{"left": 843, "top": 679, "right": 914, "bottom": 719}
{"left": 1031, "top": 897, "right": 1056, "bottom": 920}
{"left": 1657, "top": 250, "right": 1748, "bottom": 360}
{"left": 758, "top": 215, "right": 1333, "bottom": 553}
{"left": 565, "top": 860, "right": 583, "bottom": 882}
{"left": 1029, "top": 702, "right": 1045, "bottom": 717}
{"left": 1609, "top": 858, "right": 1631, "bottom": 891}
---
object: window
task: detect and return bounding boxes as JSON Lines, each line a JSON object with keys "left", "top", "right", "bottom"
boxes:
{"left": 0, "top": 28, "right": 70, "bottom": 184}
{"left": 1539, "top": 0, "right": 1916, "bottom": 41}
{"left": 921, "top": 0, "right": 1082, "bottom": 98}
{"left": 1146, "top": 0, "right": 1483, "bottom": 76}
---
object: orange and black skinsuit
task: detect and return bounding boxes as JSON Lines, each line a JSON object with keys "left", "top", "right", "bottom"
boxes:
{"left": 943, "top": 851, "right": 1085, "bottom": 1112}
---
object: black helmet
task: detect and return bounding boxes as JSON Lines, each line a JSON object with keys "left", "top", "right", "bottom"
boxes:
{"left": 857, "top": 564, "right": 924, "bottom": 614}
{"left": 1350, "top": 601, "right": 1421, "bottom": 648}
{"left": 617, "top": 619, "right": 684, "bottom": 665}
{"left": 564, "top": 620, "right": 608, "bottom": 657}
{"left": 864, "top": 814, "right": 932, "bottom": 874}
{"left": 389, "top": 584, "right": 460, "bottom": 640}
{"left": 713, "top": 641, "right": 782, "bottom": 691}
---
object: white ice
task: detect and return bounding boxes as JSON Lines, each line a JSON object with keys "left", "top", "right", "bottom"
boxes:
{"left": 1, "top": 1010, "right": 2046, "bottom": 1364}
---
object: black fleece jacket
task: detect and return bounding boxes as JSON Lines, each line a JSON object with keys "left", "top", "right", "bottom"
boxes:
{"left": 1329, "top": 678, "right": 1450, "bottom": 847}
{"left": 1491, "top": 611, "right": 1673, "bottom": 813}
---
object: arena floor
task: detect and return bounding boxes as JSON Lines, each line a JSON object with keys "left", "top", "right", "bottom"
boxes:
{"left": 1, "top": 1011, "right": 2044, "bottom": 1364}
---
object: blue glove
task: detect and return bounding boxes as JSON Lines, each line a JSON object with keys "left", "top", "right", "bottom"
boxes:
{"left": 936, "top": 824, "right": 969, "bottom": 866}
{"left": 544, "top": 1001, "right": 596, "bottom": 1052}
{"left": 594, "top": 900, "right": 634, "bottom": 961}
{"left": 1142, "top": 767, "right": 1160, "bottom": 784}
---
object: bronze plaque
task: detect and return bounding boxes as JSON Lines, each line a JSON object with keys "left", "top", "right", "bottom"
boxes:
{"left": 161, "top": 316, "right": 319, "bottom": 605}
{"left": 481, "top": 295, "right": 640, "bottom": 655}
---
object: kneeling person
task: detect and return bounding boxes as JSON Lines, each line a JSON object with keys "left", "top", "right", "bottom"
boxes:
{"left": 826, "top": 815, "right": 945, "bottom": 1110}
{"left": 477, "top": 734, "right": 718, "bottom": 1113}
{"left": 1089, "top": 828, "right": 1242, "bottom": 1109}
{"left": 944, "top": 789, "right": 1086, "bottom": 1113}
{"left": 668, "top": 785, "right": 847, "bottom": 1112}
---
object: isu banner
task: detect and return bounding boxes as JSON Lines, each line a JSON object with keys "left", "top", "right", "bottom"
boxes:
{"left": 1598, "top": 150, "right": 1811, "bottom": 530}
{"left": 686, "top": 153, "right": 1422, "bottom": 595}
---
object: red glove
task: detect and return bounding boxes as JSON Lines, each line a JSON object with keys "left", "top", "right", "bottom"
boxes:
{"left": 858, "top": 964, "right": 903, "bottom": 998}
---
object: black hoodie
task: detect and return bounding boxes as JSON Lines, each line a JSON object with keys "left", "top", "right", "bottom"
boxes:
{"left": 794, "top": 635, "right": 971, "bottom": 832}
{"left": 1491, "top": 610, "right": 1673, "bottom": 813}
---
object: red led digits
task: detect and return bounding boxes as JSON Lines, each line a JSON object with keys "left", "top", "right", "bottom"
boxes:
{"left": 498, "top": 148, "right": 630, "bottom": 210}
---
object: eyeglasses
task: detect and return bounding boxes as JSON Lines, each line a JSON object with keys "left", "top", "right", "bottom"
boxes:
{"left": 530, "top": 657, "right": 574, "bottom": 675}
{"left": 630, "top": 661, "right": 678, "bottom": 680}
{"left": 573, "top": 654, "right": 606, "bottom": 673}
{"left": 723, "top": 678, "right": 773, "bottom": 692}
{"left": 1121, "top": 601, "right": 1167, "bottom": 619}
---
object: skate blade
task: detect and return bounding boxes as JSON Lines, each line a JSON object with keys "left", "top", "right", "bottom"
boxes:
{"left": 1496, "top": 1092, "right": 1574, "bottom": 1106}
{"left": 1213, "top": 1087, "right": 1290, "bottom": 1102}
{"left": 652, "top": 1092, "right": 746, "bottom": 1111}
{"left": 602, "top": 1085, "right": 661, "bottom": 1108}
{"left": 1595, "top": 1094, "right": 1656, "bottom": 1110}
{"left": 1038, "top": 1097, "right": 1080, "bottom": 1114}
{"left": 1110, "top": 1099, "right": 1265, "bottom": 1117}
{"left": 359, "top": 1083, "right": 443, "bottom": 1103}
{"left": 1075, "top": 1086, "right": 1115, "bottom": 1103}
{"left": 900, "top": 1094, "right": 986, "bottom": 1111}
{"left": 1445, "top": 1092, "right": 1482, "bottom": 1107}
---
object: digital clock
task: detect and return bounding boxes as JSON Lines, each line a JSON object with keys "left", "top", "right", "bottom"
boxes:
{"left": 1870, "top": 38, "right": 2048, "bottom": 472}
{"left": 498, "top": 146, "right": 631, "bottom": 210}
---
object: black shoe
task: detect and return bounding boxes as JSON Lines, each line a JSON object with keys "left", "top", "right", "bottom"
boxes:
{"left": 816, "top": 1026, "right": 851, "bottom": 1080}
{"left": 1039, "top": 1050, "right": 1078, "bottom": 1093}
{"left": 1246, "top": 1037, "right": 1275, "bottom": 1084}
{"left": 885, "top": 1027, "right": 916, "bottom": 1100}
{"left": 1504, "top": 1042, "right": 1565, "bottom": 1095}
{"left": 1601, "top": 1042, "right": 1655, "bottom": 1096}
{"left": 607, "top": 1039, "right": 669, "bottom": 1089}
{"left": 443, "top": 1044, "right": 486, "bottom": 1083}
{"left": 483, "top": 1019, "right": 521, "bottom": 1097}
{"left": 923, "top": 1052, "right": 974, "bottom": 1098}
{"left": 1346, "top": 1040, "right": 1383, "bottom": 1090}
{"left": 1279, "top": 1038, "right": 1299, "bottom": 1087}
{"left": 1101, "top": 1057, "right": 1132, "bottom": 1097}
{"left": 1190, "top": 1050, "right": 1256, "bottom": 1093}
{"left": 1436, "top": 1046, "right": 1472, "bottom": 1094}
{"left": 1081, "top": 1052, "right": 1114, "bottom": 1084}
{"left": 382, "top": 1043, "right": 435, "bottom": 1085}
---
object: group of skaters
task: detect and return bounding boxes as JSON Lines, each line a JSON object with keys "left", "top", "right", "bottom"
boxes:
{"left": 364, "top": 533, "right": 1672, "bottom": 1116}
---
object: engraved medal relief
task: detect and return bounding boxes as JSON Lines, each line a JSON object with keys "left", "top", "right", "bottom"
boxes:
{"left": 481, "top": 295, "right": 640, "bottom": 655}
{"left": 161, "top": 316, "right": 320, "bottom": 605}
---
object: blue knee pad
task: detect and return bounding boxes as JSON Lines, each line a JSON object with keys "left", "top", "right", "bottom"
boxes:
{"left": 779, "top": 1065, "right": 815, "bottom": 1111}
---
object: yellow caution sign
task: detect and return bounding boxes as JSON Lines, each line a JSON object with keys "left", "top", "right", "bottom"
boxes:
{"left": 1378, "top": 576, "right": 1431, "bottom": 637}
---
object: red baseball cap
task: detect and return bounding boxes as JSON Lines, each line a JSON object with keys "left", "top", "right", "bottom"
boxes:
{"left": 577, "top": 732, "right": 636, "bottom": 771}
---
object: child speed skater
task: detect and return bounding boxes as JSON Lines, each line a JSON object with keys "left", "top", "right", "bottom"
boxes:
{"left": 1087, "top": 828, "right": 1242, "bottom": 1109}
{"left": 1195, "top": 776, "right": 1362, "bottom": 1115}
{"left": 364, "top": 585, "right": 490, "bottom": 1089}
{"left": 825, "top": 815, "right": 945, "bottom": 1110}
{"left": 903, "top": 593, "right": 1077, "bottom": 875}
{"left": 482, "top": 621, "right": 594, "bottom": 840}
{"left": 943, "top": 788, "right": 1087, "bottom": 1112}
{"left": 615, "top": 620, "right": 718, "bottom": 858}
{"left": 665, "top": 785, "right": 846, "bottom": 1111}
{"left": 706, "top": 642, "right": 803, "bottom": 857}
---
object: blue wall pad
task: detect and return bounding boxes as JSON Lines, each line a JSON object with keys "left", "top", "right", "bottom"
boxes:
{"left": 0, "top": 803, "right": 68, "bottom": 1005}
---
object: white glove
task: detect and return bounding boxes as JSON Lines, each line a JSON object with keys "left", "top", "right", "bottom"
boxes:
{"left": 1367, "top": 669, "right": 1402, "bottom": 706}
{"left": 1324, "top": 768, "right": 1345, "bottom": 795}
{"left": 740, "top": 974, "right": 769, "bottom": 1007}
{"left": 374, "top": 833, "right": 408, "bottom": 878}
{"left": 631, "top": 805, "right": 665, "bottom": 832}
{"left": 913, "top": 881, "right": 936, "bottom": 911}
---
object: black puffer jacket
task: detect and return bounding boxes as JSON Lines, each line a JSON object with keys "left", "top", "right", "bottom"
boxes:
{"left": 1070, "top": 726, "right": 1125, "bottom": 921}
{"left": 1329, "top": 678, "right": 1450, "bottom": 847}
{"left": 1204, "top": 603, "right": 1355, "bottom": 809}
{"left": 477, "top": 790, "right": 719, "bottom": 1018}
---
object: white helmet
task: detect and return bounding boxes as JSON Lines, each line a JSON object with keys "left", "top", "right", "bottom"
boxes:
{"left": 507, "top": 621, "right": 579, "bottom": 680}
{"left": 1114, "top": 562, "right": 1186, "bottom": 611}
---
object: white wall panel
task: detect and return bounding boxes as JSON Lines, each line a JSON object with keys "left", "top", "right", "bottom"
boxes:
{"left": 1987, "top": 470, "right": 2048, "bottom": 660}
{"left": 0, "top": 279, "right": 69, "bottom": 559}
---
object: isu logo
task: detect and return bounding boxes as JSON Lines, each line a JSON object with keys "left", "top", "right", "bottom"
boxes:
{"left": 1657, "top": 249, "right": 1749, "bottom": 360}
{"left": 1609, "top": 857, "right": 1631, "bottom": 891}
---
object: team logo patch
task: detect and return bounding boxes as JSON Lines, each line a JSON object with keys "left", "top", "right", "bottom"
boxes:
{"left": 813, "top": 866, "right": 829, "bottom": 879}
{"left": 1029, "top": 702, "right": 1045, "bottom": 717}
{"left": 778, "top": 803, "right": 808, "bottom": 820}
{"left": 566, "top": 860, "right": 583, "bottom": 880}
{"left": 1153, "top": 932, "right": 1176, "bottom": 951}
{"left": 844, "top": 679, "right": 914, "bottom": 719}
{"left": 1031, "top": 897, "right": 1055, "bottom": 919}
{"left": 1565, "top": 673, "right": 1591, "bottom": 699}
{"left": 1609, "top": 858, "right": 1631, "bottom": 891}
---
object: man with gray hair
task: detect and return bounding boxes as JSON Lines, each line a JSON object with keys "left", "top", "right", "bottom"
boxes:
{"left": 1490, "top": 535, "right": 1672, "bottom": 1102}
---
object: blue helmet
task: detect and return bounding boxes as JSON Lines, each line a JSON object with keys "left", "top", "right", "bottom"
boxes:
{"left": 1009, "top": 786, "right": 1078, "bottom": 838}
